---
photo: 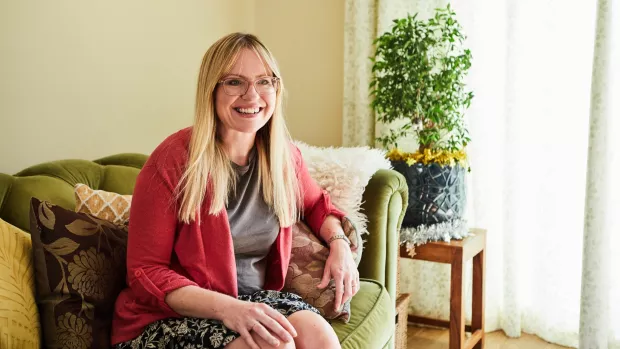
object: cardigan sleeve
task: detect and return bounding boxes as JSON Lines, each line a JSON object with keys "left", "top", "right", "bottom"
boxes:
{"left": 126, "top": 140, "right": 198, "bottom": 314}
{"left": 292, "top": 144, "right": 346, "bottom": 236}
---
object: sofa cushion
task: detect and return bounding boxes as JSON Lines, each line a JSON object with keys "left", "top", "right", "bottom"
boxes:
{"left": 294, "top": 141, "right": 391, "bottom": 238}
{"left": 0, "top": 218, "right": 41, "bottom": 348}
{"left": 75, "top": 183, "right": 132, "bottom": 225}
{"left": 29, "top": 197, "right": 128, "bottom": 349}
{"left": 284, "top": 217, "right": 361, "bottom": 322}
{"left": 333, "top": 279, "right": 395, "bottom": 349}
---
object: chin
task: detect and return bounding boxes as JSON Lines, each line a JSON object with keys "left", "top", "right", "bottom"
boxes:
{"left": 233, "top": 121, "right": 270, "bottom": 134}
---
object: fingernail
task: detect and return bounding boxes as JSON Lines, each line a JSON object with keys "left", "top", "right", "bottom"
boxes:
{"left": 273, "top": 341, "right": 280, "bottom": 346}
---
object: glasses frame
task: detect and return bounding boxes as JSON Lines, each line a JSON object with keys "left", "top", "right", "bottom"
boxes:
{"left": 217, "top": 76, "right": 280, "bottom": 96}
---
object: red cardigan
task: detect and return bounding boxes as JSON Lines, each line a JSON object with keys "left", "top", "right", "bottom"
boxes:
{"left": 111, "top": 128, "right": 345, "bottom": 344}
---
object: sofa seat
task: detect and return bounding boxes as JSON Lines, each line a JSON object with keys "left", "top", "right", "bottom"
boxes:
{"left": 333, "top": 279, "right": 395, "bottom": 349}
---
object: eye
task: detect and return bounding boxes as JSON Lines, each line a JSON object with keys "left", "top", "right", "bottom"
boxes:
{"left": 256, "top": 78, "right": 272, "bottom": 86}
{"left": 225, "top": 79, "right": 243, "bottom": 86}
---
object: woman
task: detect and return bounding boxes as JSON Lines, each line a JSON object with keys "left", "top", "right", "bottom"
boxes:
{"left": 111, "top": 33, "right": 359, "bottom": 349}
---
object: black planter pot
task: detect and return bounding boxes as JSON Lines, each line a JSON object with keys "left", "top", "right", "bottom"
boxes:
{"left": 391, "top": 161, "right": 466, "bottom": 228}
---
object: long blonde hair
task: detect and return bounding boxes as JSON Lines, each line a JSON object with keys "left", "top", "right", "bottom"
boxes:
{"left": 175, "top": 33, "right": 300, "bottom": 227}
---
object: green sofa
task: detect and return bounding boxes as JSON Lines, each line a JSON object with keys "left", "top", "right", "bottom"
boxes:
{"left": 0, "top": 153, "right": 408, "bottom": 349}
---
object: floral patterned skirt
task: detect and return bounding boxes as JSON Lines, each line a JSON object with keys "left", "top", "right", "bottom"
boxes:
{"left": 114, "top": 290, "right": 319, "bottom": 349}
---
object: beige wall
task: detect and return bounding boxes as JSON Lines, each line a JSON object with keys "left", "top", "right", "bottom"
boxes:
{"left": 254, "top": 0, "right": 345, "bottom": 148}
{"left": 0, "top": 0, "right": 344, "bottom": 174}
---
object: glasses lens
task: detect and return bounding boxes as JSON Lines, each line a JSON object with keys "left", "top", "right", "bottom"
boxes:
{"left": 223, "top": 78, "right": 248, "bottom": 96}
{"left": 255, "top": 78, "right": 277, "bottom": 95}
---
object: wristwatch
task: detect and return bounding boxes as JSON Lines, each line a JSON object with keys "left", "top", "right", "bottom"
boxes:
{"left": 327, "top": 234, "right": 351, "bottom": 246}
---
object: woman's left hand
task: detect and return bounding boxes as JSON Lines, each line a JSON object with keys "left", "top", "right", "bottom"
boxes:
{"left": 317, "top": 240, "right": 360, "bottom": 311}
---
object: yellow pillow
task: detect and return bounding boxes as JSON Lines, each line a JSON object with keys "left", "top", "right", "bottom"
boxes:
{"left": 0, "top": 219, "right": 40, "bottom": 349}
{"left": 74, "top": 183, "right": 132, "bottom": 225}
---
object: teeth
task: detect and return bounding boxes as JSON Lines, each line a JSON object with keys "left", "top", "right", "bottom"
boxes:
{"left": 236, "top": 107, "right": 260, "bottom": 114}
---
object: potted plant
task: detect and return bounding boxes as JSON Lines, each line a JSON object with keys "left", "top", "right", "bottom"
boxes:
{"left": 370, "top": 5, "right": 473, "bottom": 230}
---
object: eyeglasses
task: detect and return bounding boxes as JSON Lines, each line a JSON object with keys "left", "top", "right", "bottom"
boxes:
{"left": 218, "top": 76, "right": 280, "bottom": 96}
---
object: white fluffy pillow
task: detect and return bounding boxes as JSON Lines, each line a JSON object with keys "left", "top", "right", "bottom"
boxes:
{"left": 294, "top": 141, "right": 392, "bottom": 238}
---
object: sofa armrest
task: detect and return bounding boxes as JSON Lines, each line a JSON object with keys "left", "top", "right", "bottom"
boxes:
{"left": 358, "top": 169, "right": 408, "bottom": 304}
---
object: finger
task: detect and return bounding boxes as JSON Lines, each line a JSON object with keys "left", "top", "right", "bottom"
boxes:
{"left": 251, "top": 322, "right": 280, "bottom": 347}
{"left": 343, "top": 275, "right": 353, "bottom": 305}
{"left": 352, "top": 273, "right": 360, "bottom": 295}
{"left": 334, "top": 275, "right": 344, "bottom": 311}
{"left": 353, "top": 278, "right": 360, "bottom": 296}
{"left": 265, "top": 307, "right": 297, "bottom": 338}
{"left": 317, "top": 265, "right": 331, "bottom": 289}
{"left": 259, "top": 310, "right": 294, "bottom": 342}
{"left": 240, "top": 328, "right": 260, "bottom": 349}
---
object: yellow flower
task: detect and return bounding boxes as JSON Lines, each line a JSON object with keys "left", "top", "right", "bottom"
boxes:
{"left": 56, "top": 313, "right": 92, "bottom": 349}
{"left": 386, "top": 148, "right": 469, "bottom": 168}
{"left": 68, "top": 248, "right": 114, "bottom": 300}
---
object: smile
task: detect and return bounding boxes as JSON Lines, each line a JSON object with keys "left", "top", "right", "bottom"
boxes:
{"left": 234, "top": 107, "right": 263, "bottom": 115}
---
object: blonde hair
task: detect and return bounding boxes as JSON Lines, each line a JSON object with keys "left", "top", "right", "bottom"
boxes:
{"left": 176, "top": 33, "right": 300, "bottom": 227}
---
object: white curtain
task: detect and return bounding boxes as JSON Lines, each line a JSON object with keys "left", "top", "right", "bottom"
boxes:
{"left": 343, "top": 0, "right": 620, "bottom": 347}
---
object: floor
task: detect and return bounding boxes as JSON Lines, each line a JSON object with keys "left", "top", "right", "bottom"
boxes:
{"left": 406, "top": 326, "right": 571, "bottom": 349}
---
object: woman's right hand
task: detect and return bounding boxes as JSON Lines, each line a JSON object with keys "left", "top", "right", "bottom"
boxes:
{"left": 222, "top": 300, "right": 297, "bottom": 349}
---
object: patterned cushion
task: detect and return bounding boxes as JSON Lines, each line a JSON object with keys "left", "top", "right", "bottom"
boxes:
{"left": 29, "top": 197, "right": 128, "bottom": 349}
{"left": 0, "top": 219, "right": 40, "bottom": 349}
{"left": 74, "top": 183, "right": 132, "bottom": 225}
{"left": 283, "top": 217, "right": 361, "bottom": 322}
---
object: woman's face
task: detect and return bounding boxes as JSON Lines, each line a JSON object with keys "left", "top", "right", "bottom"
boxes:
{"left": 215, "top": 48, "right": 277, "bottom": 137}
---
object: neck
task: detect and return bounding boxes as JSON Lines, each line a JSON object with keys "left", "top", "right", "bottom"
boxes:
{"left": 219, "top": 130, "right": 256, "bottom": 166}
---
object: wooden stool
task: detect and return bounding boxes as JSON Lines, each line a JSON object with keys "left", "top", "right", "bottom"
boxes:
{"left": 400, "top": 229, "right": 486, "bottom": 349}
{"left": 395, "top": 293, "right": 411, "bottom": 349}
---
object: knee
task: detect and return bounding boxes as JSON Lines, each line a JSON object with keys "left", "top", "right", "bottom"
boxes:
{"left": 296, "top": 330, "right": 339, "bottom": 349}
{"left": 280, "top": 341, "right": 296, "bottom": 349}
{"left": 264, "top": 339, "right": 294, "bottom": 349}
{"left": 288, "top": 311, "right": 340, "bottom": 349}
{"left": 256, "top": 333, "right": 296, "bottom": 349}
{"left": 268, "top": 341, "right": 296, "bottom": 349}
{"left": 228, "top": 331, "right": 296, "bottom": 349}
{"left": 304, "top": 333, "right": 339, "bottom": 349}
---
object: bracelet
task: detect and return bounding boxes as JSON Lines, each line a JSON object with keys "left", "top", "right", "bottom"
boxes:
{"left": 327, "top": 234, "right": 350, "bottom": 246}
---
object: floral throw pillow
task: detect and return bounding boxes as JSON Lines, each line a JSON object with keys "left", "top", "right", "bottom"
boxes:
{"left": 283, "top": 217, "right": 361, "bottom": 322}
{"left": 29, "top": 197, "right": 128, "bottom": 349}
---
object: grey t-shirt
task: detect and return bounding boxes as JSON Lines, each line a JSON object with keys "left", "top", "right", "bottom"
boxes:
{"left": 226, "top": 148, "right": 280, "bottom": 295}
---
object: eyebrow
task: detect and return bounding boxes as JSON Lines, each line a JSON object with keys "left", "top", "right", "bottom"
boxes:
{"left": 222, "top": 73, "right": 272, "bottom": 80}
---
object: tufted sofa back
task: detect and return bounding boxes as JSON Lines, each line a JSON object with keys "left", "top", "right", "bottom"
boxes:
{"left": 0, "top": 154, "right": 148, "bottom": 232}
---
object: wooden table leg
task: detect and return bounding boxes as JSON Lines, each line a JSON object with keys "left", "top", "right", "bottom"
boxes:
{"left": 450, "top": 250, "right": 465, "bottom": 349}
{"left": 472, "top": 250, "right": 486, "bottom": 349}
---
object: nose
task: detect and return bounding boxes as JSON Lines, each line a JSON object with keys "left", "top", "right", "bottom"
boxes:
{"left": 241, "top": 82, "right": 260, "bottom": 101}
